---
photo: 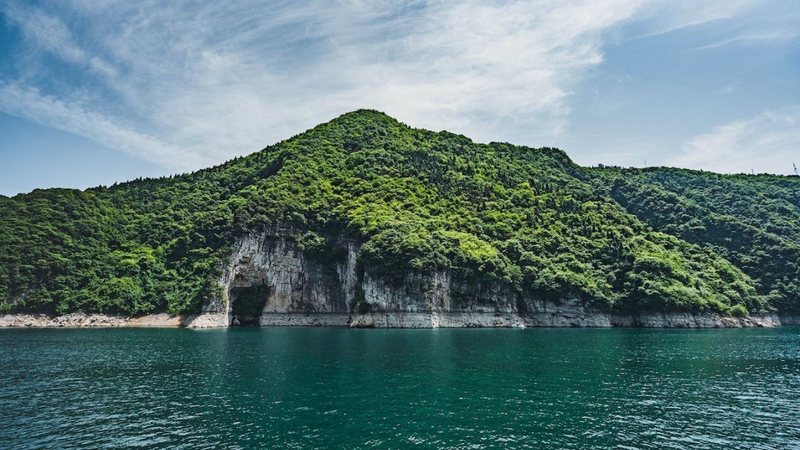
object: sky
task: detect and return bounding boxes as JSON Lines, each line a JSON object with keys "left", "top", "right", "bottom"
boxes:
{"left": 1, "top": 0, "right": 799, "bottom": 196}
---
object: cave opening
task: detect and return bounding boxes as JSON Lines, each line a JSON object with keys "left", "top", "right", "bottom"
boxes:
{"left": 230, "top": 285, "right": 271, "bottom": 326}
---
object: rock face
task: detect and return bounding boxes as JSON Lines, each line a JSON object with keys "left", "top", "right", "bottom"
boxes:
{"left": 779, "top": 315, "right": 800, "bottom": 326}
{"left": 183, "top": 232, "right": 785, "bottom": 329}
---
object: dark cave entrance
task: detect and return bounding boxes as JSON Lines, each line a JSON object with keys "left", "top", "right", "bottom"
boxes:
{"left": 230, "top": 285, "right": 271, "bottom": 326}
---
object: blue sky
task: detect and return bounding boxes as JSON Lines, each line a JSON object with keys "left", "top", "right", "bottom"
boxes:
{"left": 1, "top": 0, "right": 799, "bottom": 196}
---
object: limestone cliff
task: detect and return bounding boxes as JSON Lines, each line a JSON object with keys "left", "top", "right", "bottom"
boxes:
{"left": 184, "top": 232, "right": 782, "bottom": 329}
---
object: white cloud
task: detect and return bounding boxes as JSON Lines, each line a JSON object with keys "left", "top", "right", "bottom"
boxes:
{"left": 670, "top": 109, "right": 800, "bottom": 175}
{"left": 0, "top": 83, "right": 210, "bottom": 169}
{"left": 0, "top": 0, "right": 794, "bottom": 173}
{"left": 624, "top": 0, "right": 758, "bottom": 40}
{"left": 2, "top": 3, "right": 86, "bottom": 64}
{"left": 695, "top": 29, "right": 800, "bottom": 50}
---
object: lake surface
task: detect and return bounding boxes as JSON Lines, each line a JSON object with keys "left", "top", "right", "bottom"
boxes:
{"left": 1, "top": 327, "right": 798, "bottom": 449}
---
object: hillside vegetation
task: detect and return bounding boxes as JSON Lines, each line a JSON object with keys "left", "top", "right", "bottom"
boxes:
{"left": 1, "top": 110, "right": 798, "bottom": 316}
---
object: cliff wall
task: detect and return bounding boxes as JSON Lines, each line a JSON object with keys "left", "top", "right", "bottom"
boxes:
{"left": 182, "top": 232, "right": 782, "bottom": 329}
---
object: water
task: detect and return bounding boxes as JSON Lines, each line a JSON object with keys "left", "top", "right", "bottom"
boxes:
{"left": 0, "top": 328, "right": 798, "bottom": 449}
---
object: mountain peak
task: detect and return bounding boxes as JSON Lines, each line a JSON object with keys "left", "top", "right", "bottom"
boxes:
{"left": 326, "top": 109, "right": 403, "bottom": 128}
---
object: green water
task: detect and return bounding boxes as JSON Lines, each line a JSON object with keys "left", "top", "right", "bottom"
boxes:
{"left": 1, "top": 328, "right": 798, "bottom": 449}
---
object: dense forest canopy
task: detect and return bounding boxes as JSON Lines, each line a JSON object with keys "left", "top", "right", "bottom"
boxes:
{"left": 1, "top": 110, "right": 798, "bottom": 316}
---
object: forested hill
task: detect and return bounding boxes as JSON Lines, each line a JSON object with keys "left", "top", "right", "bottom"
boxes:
{"left": 1, "top": 110, "right": 798, "bottom": 317}
{"left": 591, "top": 168, "right": 800, "bottom": 313}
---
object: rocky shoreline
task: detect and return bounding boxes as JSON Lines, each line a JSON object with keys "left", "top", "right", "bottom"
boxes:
{"left": 0, "top": 311, "right": 792, "bottom": 329}
{"left": 0, "top": 313, "right": 187, "bottom": 328}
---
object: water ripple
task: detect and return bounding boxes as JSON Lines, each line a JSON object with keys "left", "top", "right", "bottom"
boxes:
{"left": 0, "top": 327, "right": 798, "bottom": 449}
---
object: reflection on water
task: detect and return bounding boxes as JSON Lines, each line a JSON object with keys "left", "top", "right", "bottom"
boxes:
{"left": 1, "top": 327, "right": 798, "bottom": 449}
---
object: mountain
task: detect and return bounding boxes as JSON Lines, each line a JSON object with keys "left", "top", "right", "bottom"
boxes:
{"left": 1, "top": 110, "right": 798, "bottom": 327}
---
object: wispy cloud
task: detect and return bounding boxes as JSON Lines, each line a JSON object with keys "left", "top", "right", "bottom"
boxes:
{"left": 670, "top": 109, "right": 800, "bottom": 175}
{"left": 691, "top": 0, "right": 800, "bottom": 50}
{"left": 623, "top": 0, "right": 758, "bottom": 40}
{"left": 695, "top": 29, "right": 800, "bottom": 50}
{"left": 0, "top": 0, "right": 796, "bottom": 173}
{"left": 2, "top": 2, "right": 86, "bottom": 65}
{"left": 0, "top": 82, "right": 209, "bottom": 169}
